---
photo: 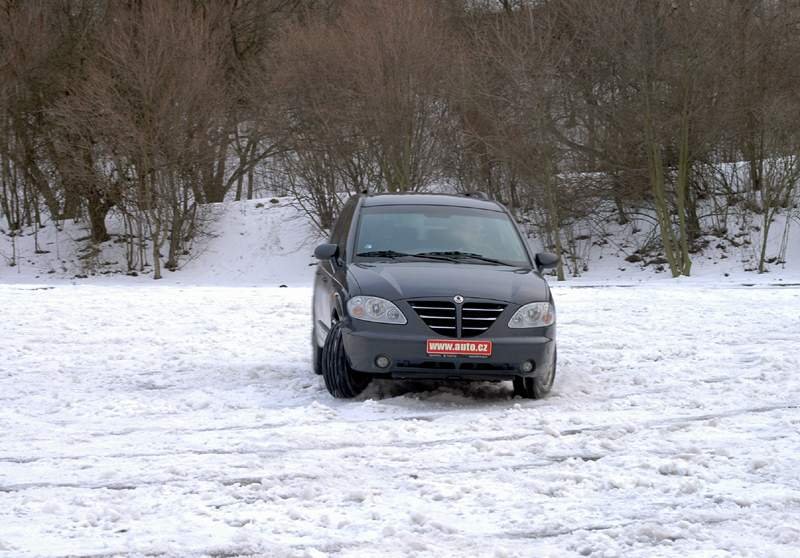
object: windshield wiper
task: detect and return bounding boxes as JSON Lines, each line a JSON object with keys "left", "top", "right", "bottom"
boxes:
{"left": 415, "top": 251, "right": 515, "bottom": 266}
{"left": 356, "top": 250, "right": 412, "bottom": 258}
{"left": 356, "top": 250, "right": 454, "bottom": 262}
{"left": 356, "top": 249, "right": 513, "bottom": 265}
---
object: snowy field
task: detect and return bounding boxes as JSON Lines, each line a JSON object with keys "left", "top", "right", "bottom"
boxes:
{"left": 2, "top": 283, "right": 799, "bottom": 557}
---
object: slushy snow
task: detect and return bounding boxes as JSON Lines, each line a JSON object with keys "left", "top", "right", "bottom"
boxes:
{"left": 1, "top": 282, "right": 799, "bottom": 557}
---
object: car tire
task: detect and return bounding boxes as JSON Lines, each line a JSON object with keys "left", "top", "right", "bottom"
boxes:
{"left": 321, "top": 321, "right": 371, "bottom": 398}
{"left": 513, "top": 348, "right": 556, "bottom": 399}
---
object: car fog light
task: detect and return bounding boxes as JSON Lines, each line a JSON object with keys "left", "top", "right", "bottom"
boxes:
{"left": 375, "top": 355, "right": 391, "bottom": 369}
{"left": 521, "top": 361, "right": 534, "bottom": 373}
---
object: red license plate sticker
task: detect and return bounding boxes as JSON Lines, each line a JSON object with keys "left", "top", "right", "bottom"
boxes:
{"left": 426, "top": 339, "right": 492, "bottom": 356}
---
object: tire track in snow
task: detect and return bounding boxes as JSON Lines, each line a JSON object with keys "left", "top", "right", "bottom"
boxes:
{"left": 3, "top": 399, "right": 796, "bottom": 464}
{"left": 1, "top": 401, "right": 796, "bottom": 466}
{"left": 2, "top": 402, "right": 797, "bottom": 494}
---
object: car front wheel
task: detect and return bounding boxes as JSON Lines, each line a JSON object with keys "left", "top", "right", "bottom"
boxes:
{"left": 513, "top": 348, "right": 556, "bottom": 399}
{"left": 321, "top": 321, "right": 371, "bottom": 398}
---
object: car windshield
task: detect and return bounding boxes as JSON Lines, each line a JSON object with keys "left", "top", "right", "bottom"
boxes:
{"left": 353, "top": 204, "right": 531, "bottom": 267}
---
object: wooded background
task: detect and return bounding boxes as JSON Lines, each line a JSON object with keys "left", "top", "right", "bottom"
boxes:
{"left": 1, "top": 0, "right": 799, "bottom": 279}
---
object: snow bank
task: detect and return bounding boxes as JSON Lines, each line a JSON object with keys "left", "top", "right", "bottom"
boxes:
{"left": 2, "top": 196, "right": 799, "bottom": 287}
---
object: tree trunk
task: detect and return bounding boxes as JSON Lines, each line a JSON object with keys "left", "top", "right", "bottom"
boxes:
{"left": 234, "top": 165, "right": 245, "bottom": 201}
{"left": 758, "top": 209, "right": 771, "bottom": 273}
{"left": 87, "top": 191, "right": 111, "bottom": 242}
{"left": 246, "top": 165, "right": 255, "bottom": 200}
{"left": 643, "top": 83, "right": 683, "bottom": 278}
{"left": 542, "top": 155, "right": 565, "bottom": 281}
{"left": 675, "top": 109, "right": 692, "bottom": 276}
{"left": 151, "top": 216, "right": 162, "bottom": 280}
{"left": 648, "top": 138, "right": 680, "bottom": 277}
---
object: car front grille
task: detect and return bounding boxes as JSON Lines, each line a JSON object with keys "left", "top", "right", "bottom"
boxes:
{"left": 461, "top": 302, "right": 505, "bottom": 337}
{"left": 408, "top": 299, "right": 506, "bottom": 338}
{"left": 408, "top": 300, "right": 457, "bottom": 334}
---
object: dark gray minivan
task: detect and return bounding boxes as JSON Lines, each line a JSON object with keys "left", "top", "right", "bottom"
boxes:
{"left": 312, "top": 193, "right": 559, "bottom": 399}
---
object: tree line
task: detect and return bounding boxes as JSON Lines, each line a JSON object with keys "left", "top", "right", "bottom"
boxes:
{"left": 1, "top": 0, "right": 799, "bottom": 279}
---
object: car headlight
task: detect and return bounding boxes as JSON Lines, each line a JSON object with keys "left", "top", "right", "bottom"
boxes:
{"left": 347, "top": 296, "right": 407, "bottom": 325}
{"left": 508, "top": 302, "right": 555, "bottom": 328}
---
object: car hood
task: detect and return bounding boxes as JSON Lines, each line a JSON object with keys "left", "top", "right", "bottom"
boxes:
{"left": 348, "top": 262, "right": 550, "bottom": 303}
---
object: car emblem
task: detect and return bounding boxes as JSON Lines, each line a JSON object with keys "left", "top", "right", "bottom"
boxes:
{"left": 453, "top": 295, "right": 464, "bottom": 304}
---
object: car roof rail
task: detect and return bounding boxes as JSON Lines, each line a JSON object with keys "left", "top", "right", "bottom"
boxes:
{"left": 461, "top": 191, "right": 490, "bottom": 201}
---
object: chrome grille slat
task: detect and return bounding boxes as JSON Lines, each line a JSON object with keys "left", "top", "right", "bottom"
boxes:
{"left": 410, "top": 299, "right": 506, "bottom": 339}
{"left": 410, "top": 300, "right": 457, "bottom": 336}
{"left": 460, "top": 302, "right": 506, "bottom": 338}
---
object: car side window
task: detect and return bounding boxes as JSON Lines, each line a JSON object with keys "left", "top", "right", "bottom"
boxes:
{"left": 329, "top": 198, "right": 357, "bottom": 260}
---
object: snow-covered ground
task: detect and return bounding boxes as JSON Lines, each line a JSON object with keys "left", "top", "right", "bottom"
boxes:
{"left": 2, "top": 197, "right": 799, "bottom": 555}
{"left": 2, "top": 283, "right": 799, "bottom": 557}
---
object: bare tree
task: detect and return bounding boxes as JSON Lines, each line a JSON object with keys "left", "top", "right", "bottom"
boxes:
{"left": 2, "top": 0, "right": 800, "bottom": 278}
{"left": 55, "top": 1, "right": 227, "bottom": 278}
{"left": 277, "top": 0, "right": 457, "bottom": 199}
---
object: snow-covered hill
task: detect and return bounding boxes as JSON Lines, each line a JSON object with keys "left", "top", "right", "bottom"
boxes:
{"left": 521, "top": 207, "right": 800, "bottom": 285}
{"left": 1, "top": 196, "right": 799, "bottom": 286}
{"left": 0, "top": 199, "right": 324, "bottom": 287}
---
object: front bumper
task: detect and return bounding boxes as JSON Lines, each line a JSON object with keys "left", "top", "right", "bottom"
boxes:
{"left": 341, "top": 322, "right": 555, "bottom": 381}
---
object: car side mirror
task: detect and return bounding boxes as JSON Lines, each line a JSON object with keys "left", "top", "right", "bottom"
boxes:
{"left": 314, "top": 243, "right": 339, "bottom": 260}
{"left": 535, "top": 252, "right": 559, "bottom": 270}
